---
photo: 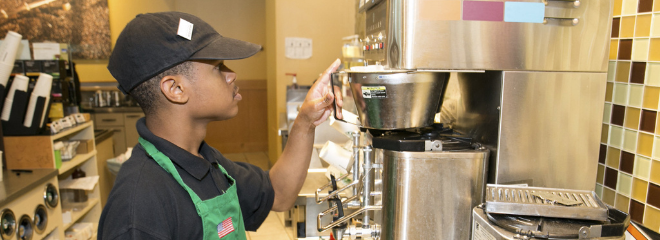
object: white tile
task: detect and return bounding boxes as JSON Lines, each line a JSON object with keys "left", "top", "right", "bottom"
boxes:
{"left": 632, "top": 38, "right": 650, "bottom": 61}
{"left": 622, "top": 0, "right": 638, "bottom": 15}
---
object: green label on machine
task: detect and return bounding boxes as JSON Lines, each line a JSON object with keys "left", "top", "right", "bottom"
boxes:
{"left": 361, "top": 86, "right": 387, "bottom": 99}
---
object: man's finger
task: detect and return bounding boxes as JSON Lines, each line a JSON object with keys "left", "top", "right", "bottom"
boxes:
{"left": 317, "top": 59, "right": 341, "bottom": 85}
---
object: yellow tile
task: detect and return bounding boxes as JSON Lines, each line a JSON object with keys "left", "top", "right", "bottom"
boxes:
{"left": 606, "top": 83, "right": 614, "bottom": 102}
{"left": 622, "top": 0, "right": 639, "bottom": 15}
{"left": 632, "top": 178, "right": 649, "bottom": 202}
{"left": 625, "top": 107, "right": 641, "bottom": 129}
{"left": 650, "top": 38, "right": 660, "bottom": 61}
{"left": 602, "top": 124, "right": 610, "bottom": 144}
{"left": 632, "top": 39, "right": 650, "bottom": 61}
{"left": 613, "top": 0, "right": 623, "bottom": 15}
{"left": 610, "top": 40, "right": 619, "bottom": 60}
{"left": 648, "top": 63, "right": 660, "bottom": 86}
{"left": 616, "top": 62, "right": 631, "bottom": 82}
{"left": 643, "top": 86, "right": 660, "bottom": 110}
{"left": 616, "top": 194, "right": 630, "bottom": 213}
{"left": 604, "top": 103, "right": 613, "bottom": 122}
{"left": 634, "top": 155, "right": 652, "bottom": 180}
{"left": 652, "top": 160, "right": 660, "bottom": 184}
{"left": 630, "top": 85, "right": 644, "bottom": 107}
{"left": 624, "top": 130, "right": 638, "bottom": 152}
{"left": 620, "top": 17, "right": 636, "bottom": 38}
{"left": 644, "top": 206, "right": 660, "bottom": 231}
{"left": 655, "top": 0, "right": 660, "bottom": 12}
{"left": 608, "top": 147, "right": 621, "bottom": 168}
{"left": 636, "top": 15, "right": 653, "bottom": 37}
{"left": 603, "top": 187, "right": 616, "bottom": 205}
{"left": 653, "top": 14, "right": 660, "bottom": 37}
{"left": 608, "top": 62, "right": 617, "bottom": 82}
{"left": 598, "top": 164, "right": 606, "bottom": 184}
{"left": 638, "top": 133, "right": 654, "bottom": 157}
{"left": 611, "top": 126, "right": 624, "bottom": 148}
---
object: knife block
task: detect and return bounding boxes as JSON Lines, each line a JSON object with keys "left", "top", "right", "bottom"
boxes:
{"left": 1, "top": 90, "right": 51, "bottom": 136}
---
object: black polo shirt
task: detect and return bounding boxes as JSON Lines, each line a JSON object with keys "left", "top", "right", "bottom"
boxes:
{"left": 98, "top": 118, "right": 275, "bottom": 239}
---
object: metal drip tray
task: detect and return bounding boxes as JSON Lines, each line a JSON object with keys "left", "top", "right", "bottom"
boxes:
{"left": 485, "top": 185, "right": 609, "bottom": 221}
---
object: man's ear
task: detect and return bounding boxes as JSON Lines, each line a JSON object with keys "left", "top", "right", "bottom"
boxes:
{"left": 160, "top": 75, "right": 189, "bottom": 104}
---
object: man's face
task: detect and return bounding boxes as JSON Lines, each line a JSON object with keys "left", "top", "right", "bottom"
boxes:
{"left": 187, "top": 60, "right": 241, "bottom": 121}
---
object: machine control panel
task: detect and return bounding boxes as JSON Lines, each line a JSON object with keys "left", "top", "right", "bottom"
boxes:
{"left": 363, "top": 1, "right": 387, "bottom": 64}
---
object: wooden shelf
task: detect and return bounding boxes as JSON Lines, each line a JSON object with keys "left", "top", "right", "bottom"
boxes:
{"left": 59, "top": 150, "right": 97, "bottom": 174}
{"left": 51, "top": 121, "right": 93, "bottom": 141}
{"left": 63, "top": 198, "right": 100, "bottom": 230}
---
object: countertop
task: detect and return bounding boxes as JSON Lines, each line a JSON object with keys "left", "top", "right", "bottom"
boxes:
{"left": 94, "top": 129, "right": 114, "bottom": 143}
{"left": 0, "top": 169, "right": 58, "bottom": 207}
{"left": 83, "top": 107, "right": 143, "bottom": 113}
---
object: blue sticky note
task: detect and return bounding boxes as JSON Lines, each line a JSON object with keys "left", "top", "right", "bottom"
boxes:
{"left": 504, "top": 2, "right": 545, "bottom": 23}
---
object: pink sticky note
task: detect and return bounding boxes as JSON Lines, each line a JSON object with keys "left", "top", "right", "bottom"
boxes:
{"left": 463, "top": 1, "right": 504, "bottom": 22}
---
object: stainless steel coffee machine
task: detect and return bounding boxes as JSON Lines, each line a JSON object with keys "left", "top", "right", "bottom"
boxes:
{"left": 315, "top": 0, "right": 612, "bottom": 239}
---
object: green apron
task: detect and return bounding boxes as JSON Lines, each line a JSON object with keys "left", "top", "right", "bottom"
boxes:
{"left": 139, "top": 138, "right": 247, "bottom": 240}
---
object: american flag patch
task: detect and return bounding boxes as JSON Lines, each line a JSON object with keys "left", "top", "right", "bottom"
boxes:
{"left": 217, "top": 217, "right": 235, "bottom": 238}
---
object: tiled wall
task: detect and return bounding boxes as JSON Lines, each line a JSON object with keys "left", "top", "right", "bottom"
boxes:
{"left": 599, "top": 0, "right": 660, "bottom": 232}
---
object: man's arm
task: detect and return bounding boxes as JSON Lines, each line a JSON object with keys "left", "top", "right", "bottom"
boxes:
{"left": 269, "top": 59, "right": 340, "bottom": 211}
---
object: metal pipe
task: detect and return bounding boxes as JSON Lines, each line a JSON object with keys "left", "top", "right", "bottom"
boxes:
{"left": 362, "top": 146, "right": 373, "bottom": 228}
{"left": 352, "top": 132, "right": 360, "bottom": 197}
{"left": 318, "top": 205, "right": 382, "bottom": 232}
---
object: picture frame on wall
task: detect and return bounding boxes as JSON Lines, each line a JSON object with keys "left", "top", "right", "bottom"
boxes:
{"left": 0, "top": 0, "right": 111, "bottom": 60}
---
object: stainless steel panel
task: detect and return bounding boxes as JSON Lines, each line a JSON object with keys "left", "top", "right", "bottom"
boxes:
{"left": 368, "top": 0, "right": 612, "bottom": 72}
{"left": 485, "top": 185, "right": 608, "bottom": 221}
{"left": 447, "top": 71, "right": 605, "bottom": 190}
{"left": 497, "top": 71, "right": 605, "bottom": 190}
{"left": 379, "top": 148, "right": 489, "bottom": 240}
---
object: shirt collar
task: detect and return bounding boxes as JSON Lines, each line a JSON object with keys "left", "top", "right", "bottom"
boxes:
{"left": 136, "top": 117, "right": 211, "bottom": 180}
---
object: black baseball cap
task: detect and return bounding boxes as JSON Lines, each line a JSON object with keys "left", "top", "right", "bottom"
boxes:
{"left": 108, "top": 11, "right": 261, "bottom": 94}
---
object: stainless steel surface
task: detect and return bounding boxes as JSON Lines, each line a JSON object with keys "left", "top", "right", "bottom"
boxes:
{"left": 0, "top": 209, "right": 15, "bottom": 240}
{"left": 346, "top": 71, "right": 449, "bottom": 129}
{"left": 367, "top": 0, "right": 612, "bottom": 72}
{"left": 43, "top": 184, "right": 58, "bottom": 209}
{"left": 471, "top": 206, "right": 628, "bottom": 240}
{"left": 379, "top": 148, "right": 489, "bottom": 240}
{"left": 32, "top": 205, "right": 47, "bottom": 234}
{"left": 362, "top": 146, "right": 373, "bottom": 227}
{"left": 447, "top": 71, "right": 606, "bottom": 190}
{"left": 485, "top": 185, "right": 608, "bottom": 221}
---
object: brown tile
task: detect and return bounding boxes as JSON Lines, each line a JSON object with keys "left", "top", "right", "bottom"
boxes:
{"left": 599, "top": 144, "right": 608, "bottom": 164}
{"left": 620, "top": 151, "right": 635, "bottom": 174}
{"left": 630, "top": 199, "right": 646, "bottom": 223}
{"left": 638, "top": 0, "right": 653, "bottom": 12}
{"left": 640, "top": 110, "right": 657, "bottom": 133}
{"left": 612, "top": 18, "right": 621, "bottom": 38}
{"left": 605, "top": 167, "right": 619, "bottom": 189}
{"left": 618, "top": 40, "right": 633, "bottom": 60}
{"left": 616, "top": 62, "right": 632, "bottom": 82}
{"left": 648, "top": 183, "right": 660, "bottom": 209}
{"left": 606, "top": 82, "right": 614, "bottom": 101}
{"left": 630, "top": 62, "right": 647, "bottom": 84}
{"left": 612, "top": 105, "right": 626, "bottom": 126}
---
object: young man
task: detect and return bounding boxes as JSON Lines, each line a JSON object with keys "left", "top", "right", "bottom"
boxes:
{"left": 98, "top": 12, "right": 339, "bottom": 239}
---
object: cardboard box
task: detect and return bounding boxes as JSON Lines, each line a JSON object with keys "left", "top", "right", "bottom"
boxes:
{"left": 3, "top": 136, "right": 56, "bottom": 169}
{"left": 76, "top": 139, "right": 94, "bottom": 154}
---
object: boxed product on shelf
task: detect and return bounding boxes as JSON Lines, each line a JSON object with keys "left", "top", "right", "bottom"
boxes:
{"left": 65, "top": 222, "right": 94, "bottom": 240}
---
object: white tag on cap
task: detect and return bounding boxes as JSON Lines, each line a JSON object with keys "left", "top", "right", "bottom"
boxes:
{"left": 177, "top": 18, "right": 194, "bottom": 40}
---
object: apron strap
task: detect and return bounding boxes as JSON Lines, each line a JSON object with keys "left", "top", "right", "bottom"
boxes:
{"left": 139, "top": 137, "right": 208, "bottom": 213}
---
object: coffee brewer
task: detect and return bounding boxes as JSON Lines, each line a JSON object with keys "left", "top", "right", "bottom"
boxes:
{"left": 314, "top": 0, "right": 612, "bottom": 239}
